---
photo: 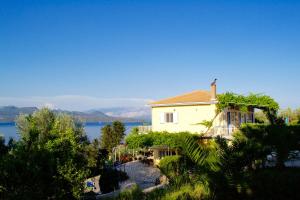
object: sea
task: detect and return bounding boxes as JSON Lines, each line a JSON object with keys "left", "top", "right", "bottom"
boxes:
{"left": 0, "top": 122, "right": 143, "bottom": 142}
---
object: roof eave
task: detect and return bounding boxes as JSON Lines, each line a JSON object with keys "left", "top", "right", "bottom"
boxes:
{"left": 150, "top": 101, "right": 218, "bottom": 107}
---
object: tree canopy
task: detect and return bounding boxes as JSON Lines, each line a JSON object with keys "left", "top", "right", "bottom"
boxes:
{"left": 100, "top": 121, "right": 126, "bottom": 153}
{"left": 0, "top": 108, "right": 97, "bottom": 199}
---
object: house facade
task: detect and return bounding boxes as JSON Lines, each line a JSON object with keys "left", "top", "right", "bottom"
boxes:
{"left": 149, "top": 81, "right": 254, "bottom": 138}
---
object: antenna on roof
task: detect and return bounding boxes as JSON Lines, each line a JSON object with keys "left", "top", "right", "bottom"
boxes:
{"left": 211, "top": 78, "right": 217, "bottom": 86}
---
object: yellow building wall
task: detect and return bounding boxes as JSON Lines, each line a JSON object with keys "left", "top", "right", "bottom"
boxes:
{"left": 151, "top": 104, "right": 219, "bottom": 134}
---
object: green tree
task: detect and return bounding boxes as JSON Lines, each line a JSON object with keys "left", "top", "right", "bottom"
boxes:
{"left": 112, "top": 121, "right": 126, "bottom": 144}
{"left": 0, "top": 108, "right": 91, "bottom": 200}
{"left": 0, "top": 135, "right": 8, "bottom": 156}
{"left": 85, "top": 138, "right": 108, "bottom": 176}
{"left": 100, "top": 121, "right": 126, "bottom": 153}
{"left": 100, "top": 125, "right": 115, "bottom": 152}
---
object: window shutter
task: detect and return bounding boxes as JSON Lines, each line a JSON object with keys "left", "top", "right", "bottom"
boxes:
{"left": 173, "top": 112, "right": 178, "bottom": 123}
{"left": 160, "top": 113, "right": 165, "bottom": 124}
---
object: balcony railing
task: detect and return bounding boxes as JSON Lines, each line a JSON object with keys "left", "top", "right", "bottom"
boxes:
{"left": 138, "top": 125, "right": 152, "bottom": 133}
{"left": 206, "top": 125, "right": 239, "bottom": 139}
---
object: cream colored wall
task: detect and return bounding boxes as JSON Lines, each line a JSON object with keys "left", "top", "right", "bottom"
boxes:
{"left": 209, "top": 108, "right": 255, "bottom": 137}
{"left": 151, "top": 105, "right": 254, "bottom": 135}
{"left": 151, "top": 104, "right": 219, "bottom": 134}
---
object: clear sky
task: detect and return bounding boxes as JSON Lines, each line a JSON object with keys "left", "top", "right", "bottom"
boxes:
{"left": 0, "top": 0, "right": 299, "bottom": 110}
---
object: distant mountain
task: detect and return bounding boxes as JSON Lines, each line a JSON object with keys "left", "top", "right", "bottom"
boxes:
{"left": 0, "top": 106, "right": 38, "bottom": 122}
{"left": 0, "top": 106, "right": 145, "bottom": 123}
{"left": 97, "top": 107, "right": 151, "bottom": 121}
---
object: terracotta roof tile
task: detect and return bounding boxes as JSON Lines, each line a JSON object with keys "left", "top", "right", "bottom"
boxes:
{"left": 150, "top": 90, "right": 212, "bottom": 105}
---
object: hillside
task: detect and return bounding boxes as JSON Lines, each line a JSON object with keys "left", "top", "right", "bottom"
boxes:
{"left": 0, "top": 106, "right": 144, "bottom": 123}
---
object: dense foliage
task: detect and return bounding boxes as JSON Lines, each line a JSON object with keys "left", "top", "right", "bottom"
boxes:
{"left": 125, "top": 131, "right": 191, "bottom": 149}
{"left": 179, "top": 124, "right": 300, "bottom": 200}
{"left": 217, "top": 92, "right": 279, "bottom": 124}
{"left": 105, "top": 123, "right": 300, "bottom": 200}
{"left": 237, "top": 124, "right": 300, "bottom": 168}
{"left": 110, "top": 183, "right": 208, "bottom": 200}
{"left": 159, "top": 155, "right": 182, "bottom": 178}
{"left": 99, "top": 168, "right": 129, "bottom": 194}
{"left": 0, "top": 108, "right": 102, "bottom": 199}
{"left": 114, "top": 184, "right": 144, "bottom": 200}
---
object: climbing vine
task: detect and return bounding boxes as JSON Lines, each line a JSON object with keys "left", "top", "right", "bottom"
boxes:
{"left": 216, "top": 92, "right": 279, "bottom": 124}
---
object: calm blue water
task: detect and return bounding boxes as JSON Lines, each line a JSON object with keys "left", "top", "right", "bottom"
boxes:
{"left": 0, "top": 122, "right": 142, "bottom": 142}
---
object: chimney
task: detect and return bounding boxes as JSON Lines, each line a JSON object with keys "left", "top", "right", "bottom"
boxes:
{"left": 210, "top": 79, "right": 217, "bottom": 101}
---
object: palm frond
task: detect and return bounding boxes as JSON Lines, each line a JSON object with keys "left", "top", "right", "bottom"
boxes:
{"left": 183, "top": 136, "right": 222, "bottom": 172}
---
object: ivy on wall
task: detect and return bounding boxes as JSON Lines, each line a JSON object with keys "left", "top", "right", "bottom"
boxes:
{"left": 216, "top": 92, "right": 279, "bottom": 124}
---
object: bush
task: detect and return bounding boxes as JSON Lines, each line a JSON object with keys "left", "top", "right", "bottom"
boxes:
{"left": 124, "top": 133, "right": 154, "bottom": 149}
{"left": 99, "top": 168, "right": 129, "bottom": 194}
{"left": 152, "top": 184, "right": 208, "bottom": 200}
{"left": 144, "top": 188, "right": 166, "bottom": 200}
{"left": 237, "top": 168, "right": 300, "bottom": 200}
{"left": 125, "top": 131, "right": 193, "bottom": 149}
{"left": 117, "top": 170, "right": 129, "bottom": 182}
{"left": 116, "top": 184, "right": 143, "bottom": 200}
{"left": 159, "top": 155, "right": 182, "bottom": 178}
{"left": 165, "top": 184, "right": 194, "bottom": 200}
{"left": 237, "top": 124, "right": 300, "bottom": 168}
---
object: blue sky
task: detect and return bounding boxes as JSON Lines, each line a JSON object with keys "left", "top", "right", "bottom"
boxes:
{"left": 0, "top": 0, "right": 299, "bottom": 110}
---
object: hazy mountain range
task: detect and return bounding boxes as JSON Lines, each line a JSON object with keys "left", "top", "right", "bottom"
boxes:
{"left": 0, "top": 106, "right": 151, "bottom": 123}
{"left": 94, "top": 106, "right": 151, "bottom": 121}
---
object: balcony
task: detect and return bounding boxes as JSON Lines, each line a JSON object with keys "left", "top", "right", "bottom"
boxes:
{"left": 138, "top": 125, "right": 152, "bottom": 133}
{"left": 205, "top": 125, "right": 239, "bottom": 139}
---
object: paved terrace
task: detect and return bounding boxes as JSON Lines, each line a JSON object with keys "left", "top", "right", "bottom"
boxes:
{"left": 116, "top": 160, "right": 162, "bottom": 190}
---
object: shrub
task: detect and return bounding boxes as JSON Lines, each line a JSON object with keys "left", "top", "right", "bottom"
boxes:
{"left": 125, "top": 131, "right": 193, "bottom": 149}
{"left": 238, "top": 168, "right": 300, "bottom": 200}
{"left": 237, "top": 124, "right": 300, "bottom": 168}
{"left": 159, "top": 155, "right": 182, "bottom": 178}
{"left": 125, "top": 133, "right": 153, "bottom": 149}
{"left": 116, "top": 184, "right": 143, "bottom": 200}
{"left": 99, "top": 168, "right": 129, "bottom": 194}
{"left": 99, "top": 168, "right": 120, "bottom": 193}
{"left": 144, "top": 188, "right": 166, "bottom": 199}
{"left": 159, "top": 184, "right": 208, "bottom": 200}
{"left": 117, "top": 170, "right": 129, "bottom": 182}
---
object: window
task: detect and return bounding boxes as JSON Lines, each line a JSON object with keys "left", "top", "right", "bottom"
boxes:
{"left": 165, "top": 112, "right": 174, "bottom": 123}
{"left": 160, "top": 112, "right": 178, "bottom": 124}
